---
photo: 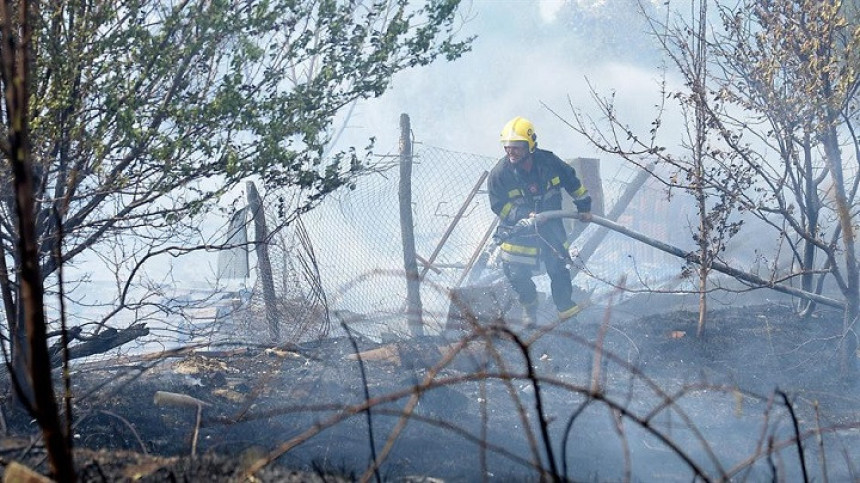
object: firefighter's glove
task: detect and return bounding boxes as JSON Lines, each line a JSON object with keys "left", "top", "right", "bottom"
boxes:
{"left": 515, "top": 217, "right": 536, "bottom": 230}
{"left": 579, "top": 212, "right": 592, "bottom": 223}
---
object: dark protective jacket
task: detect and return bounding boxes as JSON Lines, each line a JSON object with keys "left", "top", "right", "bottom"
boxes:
{"left": 487, "top": 148, "right": 592, "bottom": 267}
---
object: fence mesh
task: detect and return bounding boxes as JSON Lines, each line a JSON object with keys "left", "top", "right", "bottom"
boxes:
{"left": 297, "top": 144, "right": 499, "bottom": 338}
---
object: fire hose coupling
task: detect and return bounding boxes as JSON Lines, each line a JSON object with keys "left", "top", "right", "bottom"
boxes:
{"left": 514, "top": 217, "right": 536, "bottom": 230}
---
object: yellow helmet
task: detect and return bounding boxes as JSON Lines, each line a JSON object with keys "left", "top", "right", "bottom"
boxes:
{"left": 500, "top": 116, "right": 537, "bottom": 153}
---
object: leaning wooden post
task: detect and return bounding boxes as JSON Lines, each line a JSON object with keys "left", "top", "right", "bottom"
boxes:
{"left": 399, "top": 114, "right": 423, "bottom": 336}
{"left": 565, "top": 157, "right": 604, "bottom": 242}
{"left": 246, "top": 181, "right": 279, "bottom": 342}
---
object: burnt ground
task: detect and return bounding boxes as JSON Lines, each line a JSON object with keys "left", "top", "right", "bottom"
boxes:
{"left": 2, "top": 294, "right": 860, "bottom": 482}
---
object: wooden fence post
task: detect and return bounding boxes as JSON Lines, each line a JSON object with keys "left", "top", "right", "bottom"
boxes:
{"left": 399, "top": 114, "right": 424, "bottom": 336}
{"left": 566, "top": 158, "right": 604, "bottom": 241}
{"left": 569, "top": 162, "right": 653, "bottom": 281}
{"left": 247, "top": 181, "right": 279, "bottom": 342}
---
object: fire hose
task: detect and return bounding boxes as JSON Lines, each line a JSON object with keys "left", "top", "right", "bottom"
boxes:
{"left": 533, "top": 210, "right": 844, "bottom": 311}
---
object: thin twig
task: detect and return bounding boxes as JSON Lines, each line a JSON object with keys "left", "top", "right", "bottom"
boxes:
{"left": 192, "top": 404, "right": 202, "bottom": 458}
{"left": 341, "top": 321, "right": 381, "bottom": 483}
{"left": 508, "top": 330, "right": 560, "bottom": 482}
{"left": 609, "top": 408, "right": 631, "bottom": 483}
{"left": 592, "top": 276, "right": 625, "bottom": 394}
{"left": 97, "top": 410, "right": 148, "bottom": 455}
{"left": 778, "top": 390, "right": 809, "bottom": 482}
{"left": 479, "top": 377, "right": 489, "bottom": 483}
{"left": 814, "top": 401, "right": 828, "bottom": 483}
{"left": 561, "top": 399, "right": 592, "bottom": 480}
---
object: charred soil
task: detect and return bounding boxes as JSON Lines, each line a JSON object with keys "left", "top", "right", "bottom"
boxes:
{"left": 1, "top": 301, "right": 859, "bottom": 481}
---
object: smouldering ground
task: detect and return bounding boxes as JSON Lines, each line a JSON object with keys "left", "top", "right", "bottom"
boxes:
{"left": 2, "top": 300, "right": 859, "bottom": 481}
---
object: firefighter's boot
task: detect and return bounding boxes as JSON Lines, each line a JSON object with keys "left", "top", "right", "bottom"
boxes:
{"left": 558, "top": 303, "right": 582, "bottom": 322}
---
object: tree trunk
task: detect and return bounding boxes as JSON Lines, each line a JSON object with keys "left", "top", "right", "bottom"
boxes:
{"left": 821, "top": 127, "right": 859, "bottom": 374}
{"left": 798, "top": 137, "right": 819, "bottom": 316}
{"left": 0, "top": 0, "right": 75, "bottom": 478}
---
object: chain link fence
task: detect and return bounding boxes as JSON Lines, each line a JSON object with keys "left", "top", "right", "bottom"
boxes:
{"left": 234, "top": 134, "right": 714, "bottom": 344}
{"left": 293, "top": 143, "right": 498, "bottom": 340}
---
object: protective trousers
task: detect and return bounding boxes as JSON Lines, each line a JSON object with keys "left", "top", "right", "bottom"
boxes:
{"left": 502, "top": 251, "right": 575, "bottom": 314}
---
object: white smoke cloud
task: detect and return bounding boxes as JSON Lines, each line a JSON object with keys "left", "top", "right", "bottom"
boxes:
{"left": 330, "top": 1, "right": 679, "bottom": 172}
{"left": 537, "top": 0, "right": 568, "bottom": 22}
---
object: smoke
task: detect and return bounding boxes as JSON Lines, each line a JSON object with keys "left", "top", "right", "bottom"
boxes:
{"left": 329, "top": 0, "right": 677, "bottom": 164}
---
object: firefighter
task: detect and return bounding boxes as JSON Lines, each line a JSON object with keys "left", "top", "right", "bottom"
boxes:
{"left": 487, "top": 116, "right": 592, "bottom": 324}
